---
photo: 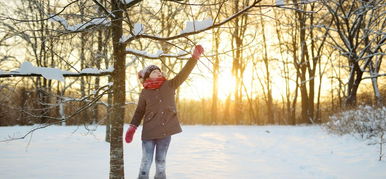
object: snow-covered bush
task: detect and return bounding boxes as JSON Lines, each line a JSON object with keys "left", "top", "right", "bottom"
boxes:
{"left": 325, "top": 105, "right": 386, "bottom": 161}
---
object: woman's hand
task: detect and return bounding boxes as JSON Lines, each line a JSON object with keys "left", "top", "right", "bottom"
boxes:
{"left": 125, "top": 124, "right": 137, "bottom": 143}
{"left": 192, "top": 45, "right": 204, "bottom": 60}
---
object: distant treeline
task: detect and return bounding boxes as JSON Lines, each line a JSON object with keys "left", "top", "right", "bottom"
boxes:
{"left": 1, "top": 84, "right": 385, "bottom": 126}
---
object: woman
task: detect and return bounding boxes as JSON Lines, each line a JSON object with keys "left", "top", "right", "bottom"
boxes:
{"left": 125, "top": 45, "right": 204, "bottom": 179}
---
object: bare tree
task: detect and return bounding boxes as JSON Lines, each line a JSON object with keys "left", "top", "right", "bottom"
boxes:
{"left": 320, "top": 0, "right": 386, "bottom": 106}
{"left": 258, "top": 6, "right": 274, "bottom": 124}
{"left": 228, "top": 0, "right": 252, "bottom": 124}
{"left": 273, "top": 4, "right": 298, "bottom": 124}
{"left": 206, "top": 0, "right": 226, "bottom": 124}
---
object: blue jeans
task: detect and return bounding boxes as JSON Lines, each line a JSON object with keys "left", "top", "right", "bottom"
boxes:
{"left": 138, "top": 136, "right": 171, "bottom": 179}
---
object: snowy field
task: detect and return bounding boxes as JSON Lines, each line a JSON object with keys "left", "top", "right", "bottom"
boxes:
{"left": 0, "top": 125, "right": 385, "bottom": 179}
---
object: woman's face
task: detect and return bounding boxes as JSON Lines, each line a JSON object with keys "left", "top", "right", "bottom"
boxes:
{"left": 149, "top": 69, "right": 163, "bottom": 79}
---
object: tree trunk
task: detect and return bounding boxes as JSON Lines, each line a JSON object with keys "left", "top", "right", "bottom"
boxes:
{"left": 345, "top": 62, "right": 363, "bottom": 106}
{"left": 106, "top": 76, "right": 112, "bottom": 143}
{"left": 292, "top": 72, "right": 299, "bottom": 124}
{"left": 369, "top": 60, "right": 383, "bottom": 106}
{"left": 110, "top": 1, "right": 126, "bottom": 178}
{"left": 80, "top": 5, "right": 87, "bottom": 122}
{"left": 233, "top": 34, "right": 243, "bottom": 124}
{"left": 293, "top": 0, "right": 311, "bottom": 124}
{"left": 231, "top": 1, "right": 248, "bottom": 124}
{"left": 300, "top": 21, "right": 310, "bottom": 124}
{"left": 259, "top": 6, "right": 274, "bottom": 124}
{"left": 211, "top": 29, "right": 220, "bottom": 125}
{"left": 93, "top": 17, "right": 104, "bottom": 124}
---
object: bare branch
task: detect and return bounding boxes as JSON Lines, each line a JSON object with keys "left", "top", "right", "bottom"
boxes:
{"left": 122, "top": 0, "right": 143, "bottom": 9}
{"left": 0, "top": 84, "right": 112, "bottom": 143}
{"left": 0, "top": 71, "right": 112, "bottom": 78}
{"left": 1, "top": 0, "right": 79, "bottom": 22}
{"left": 0, "top": 124, "right": 54, "bottom": 142}
{"left": 165, "top": 0, "right": 227, "bottom": 6}
{"left": 91, "top": 0, "right": 116, "bottom": 18}
{"left": 125, "top": 48, "right": 190, "bottom": 59}
{"left": 121, "top": 0, "right": 261, "bottom": 44}
{"left": 362, "top": 73, "right": 386, "bottom": 80}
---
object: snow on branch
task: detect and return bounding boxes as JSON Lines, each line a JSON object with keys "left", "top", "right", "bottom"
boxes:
{"left": 119, "top": 23, "right": 145, "bottom": 43}
{"left": 0, "top": 62, "right": 113, "bottom": 81}
{"left": 79, "top": 67, "right": 114, "bottom": 74}
{"left": 362, "top": 73, "right": 386, "bottom": 80}
{"left": 121, "top": 0, "right": 134, "bottom": 4}
{"left": 180, "top": 19, "right": 214, "bottom": 34}
{"left": 48, "top": 15, "right": 111, "bottom": 32}
{"left": 361, "top": 52, "right": 386, "bottom": 60}
{"left": 276, "top": 0, "right": 318, "bottom": 6}
{"left": 125, "top": 48, "right": 190, "bottom": 59}
{"left": 258, "top": 0, "right": 319, "bottom": 13}
{"left": 121, "top": 0, "right": 142, "bottom": 9}
{"left": 276, "top": 0, "right": 285, "bottom": 6}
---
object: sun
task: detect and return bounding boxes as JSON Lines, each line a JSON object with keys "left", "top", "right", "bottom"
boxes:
{"left": 179, "top": 68, "right": 237, "bottom": 101}
{"left": 216, "top": 72, "right": 237, "bottom": 100}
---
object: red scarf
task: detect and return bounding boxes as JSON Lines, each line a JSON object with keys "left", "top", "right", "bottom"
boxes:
{"left": 143, "top": 77, "right": 166, "bottom": 89}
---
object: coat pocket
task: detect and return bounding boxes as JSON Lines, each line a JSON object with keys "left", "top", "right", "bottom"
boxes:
{"left": 164, "top": 106, "right": 177, "bottom": 124}
{"left": 144, "top": 111, "right": 157, "bottom": 123}
{"left": 167, "top": 106, "right": 177, "bottom": 114}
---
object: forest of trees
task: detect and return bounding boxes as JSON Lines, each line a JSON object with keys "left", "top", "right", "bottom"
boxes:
{"left": 1, "top": 0, "right": 385, "bottom": 126}
{"left": 0, "top": 0, "right": 385, "bottom": 178}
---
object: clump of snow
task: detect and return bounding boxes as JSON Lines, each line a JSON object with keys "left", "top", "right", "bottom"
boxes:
{"left": 7, "top": 62, "right": 113, "bottom": 81}
{"left": 18, "top": 61, "right": 35, "bottom": 74}
{"left": 301, "top": 0, "right": 318, "bottom": 3}
{"left": 180, "top": 19, "right": 213, "bottom": 34}
{"left": 177, "top": 50, "right": 188, "bottom": 55}
{"left": 79, "top": 67, "right": 113, "bottom": 74}
{"left": 49, "top": 15, "right": 110, "bottom": 32}
{"left": 119, "top": 36, "right": 130, "bottom": 43}
{"left": 126, "top": 48, "right": 165, "bottom": 58}
{"left": 80, "top": 68, "right": 100, "bottom": 74}
{"left": 104, "top": 66, "right": 114, "bottom": 72}
{"left": 121, "top": 0, "right": 134, "bottom": 4}
{"left": 276, "top": 0, "right": 285, "bottom": 6}
{"left": 120, "top": 23, "right": 145, "bottom": 43}
{"left": 67, "top": 18, "right": 111, "bottom": 31}
{"left": 48, "top": 15, "right": 68, "bottom": 27}
{"left": 82, "top": 66, "right": 113, "bottom": 73}
{"left": 155, "top": 50, "right": 163, "bottom": 57}
{"left": 133, "top": 23, "right": 144, "bottom": 36}
{"left": 17, "top": 61, "right": 70, "bottom": 81}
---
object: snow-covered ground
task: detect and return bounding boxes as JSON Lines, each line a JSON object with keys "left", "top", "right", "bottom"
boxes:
{"left": 0, "top": 125, "right": 385, "bottom": 179}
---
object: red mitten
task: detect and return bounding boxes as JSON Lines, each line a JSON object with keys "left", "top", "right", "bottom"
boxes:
{"left": 125, "top": 124, "right": 137, "bottom": 143}
{"left": 192, "top": 45, "right": 204, "bottom": 60}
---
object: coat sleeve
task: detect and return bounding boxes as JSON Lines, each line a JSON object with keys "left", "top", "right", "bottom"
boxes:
{"left": 169, "top": 57, "right": 198, "bottom": 89}
{"left": 130, "top": 91, "right": 146, "bottom": 127}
